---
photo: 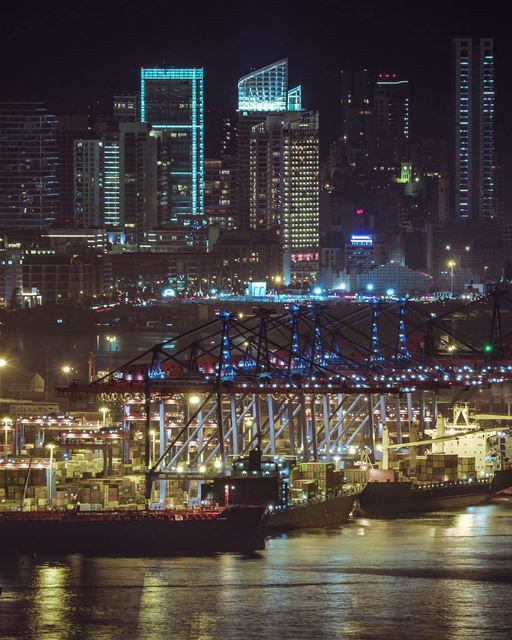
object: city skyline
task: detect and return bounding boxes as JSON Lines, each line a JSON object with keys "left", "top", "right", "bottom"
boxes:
{"left": 2, "top": 7, "right": 512, "bottom": 639}
{"left": 1, "top": 1, "right": 511, "bottom": 303}
{"left": 1, "top": 2, "right": 511, "bottom": 156}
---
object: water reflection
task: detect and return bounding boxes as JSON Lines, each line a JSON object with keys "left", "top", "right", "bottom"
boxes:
{"left": 0, "top": 506, "right": 511, "bottom": 640}
{"left": 30, "top": 564, "right": 71, "bottom": 640}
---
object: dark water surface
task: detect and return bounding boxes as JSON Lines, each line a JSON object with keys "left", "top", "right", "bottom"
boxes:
{"left": 1, "top": 505, "right": 511, "bottom": 640}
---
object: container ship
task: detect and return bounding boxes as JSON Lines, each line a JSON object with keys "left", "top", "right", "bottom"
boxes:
{"left": 355, "top": 469, "right": 512, "bottom": 517}
{"left": 352, "top": 405, "right": 512, "bottom": 517}
{"left": 203, "top": 449, "right": 359, "bottom": 532}
{"left": 0, "top": 504, "right": 266, "bottom": 554}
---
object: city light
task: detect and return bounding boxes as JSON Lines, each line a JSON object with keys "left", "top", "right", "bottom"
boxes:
{"left": 99, "top": 407, "right": 109, "bottom": 427}
{"left": 366, "top": 283, "right": 374, "bottom": 291}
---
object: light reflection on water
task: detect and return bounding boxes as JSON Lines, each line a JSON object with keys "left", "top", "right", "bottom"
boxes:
{"left": 0, "top": 505, "right": 511, "bottom": 640}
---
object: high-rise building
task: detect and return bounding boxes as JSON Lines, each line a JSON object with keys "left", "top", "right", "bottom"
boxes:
{"left": 74, "top": 139, "right": 103, "bottom": 227}
{"left": 221, "top": 116, "right": 237, "bottom": 157}
{"left": 340, "top": 70, "right": 373, "bottom": 147}
{"left": 373, "top": 74, "right": 410, "bottom": 168}
{"left": 250, "top": 111, "right": 319, "bottom": 284}
{"left": 140, "top": 68, "right": 204, "bottom": 223}
{"left": 103, "top": 136, "right": 121, "bottom": 227}
{"left": 494, "top": 152, "right": 512, "bottom": 223}
{"left": 237, "top": 59, "right": 304, "bottom": 231}
{"left": 0, "top": 103, "right": 58, "bottom": 230}
{"left": 345, "top": 233, "right": 375, "bottom": 274}
{"left": 204, "top": 159, "right": 235, "bottom": 230}
{"left": 238, "top": 60, "right": 289, "bottom": 112}
{"left": 55, "top": 114, "right": 90, "bottom": 227}
{"left": 453, "top": 37, "right": 495, "bottom": 219}
{"left": 118, "top": 123, "right": 158, "bottom": 241}
{"left": 238, "top": 60, "right": 319, "bottom": 283}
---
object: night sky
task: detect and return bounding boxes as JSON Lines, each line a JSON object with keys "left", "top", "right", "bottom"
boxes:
{"left": 1, "top": 0, "right": 510, "bottom": 156}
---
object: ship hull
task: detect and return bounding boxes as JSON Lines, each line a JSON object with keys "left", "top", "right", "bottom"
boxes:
{"left": 356, "top": 481, "right": 492, "bottom": 517}
{"left": 264, "top": 493, "right": 356, "bottom": 531}
{"left": 0, "top": 506, "right": 266, "bottom": 555}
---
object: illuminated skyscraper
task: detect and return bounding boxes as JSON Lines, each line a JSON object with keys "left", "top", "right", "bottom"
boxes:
{"left": 238, "top": 60, "right": 288, "bottom": 112}
{"left": 74, "top": 139, "right": 103, "bottom": 227}
{"left": 103, "top": 137, "right": 120, "bottom": 227}
{"left": 0, "top": 103, "right": 58, "bottom": 230}
{"left": 250, "top": 111, "right": 319, "bottom": 284}
{"left": 140, "top": 68, "right": 204, "bottom": 223}
{"left": 237, "top": 59, "right": 304, "bottom": 231}
{"left": 453, "top": 37, "right": 495, "bottom": 219}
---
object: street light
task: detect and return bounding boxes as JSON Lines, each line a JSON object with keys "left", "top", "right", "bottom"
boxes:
{"left": 189, "top": 395, "right": 201, "bottom": 406}
{"left": 46, "top": 443, "right": 57, "bottom": 507}
{"left": 447, "top": 260, "right": 456, "bottom": 296}
{"left": 61, "top": 365, "right": 72, "bottom": 376}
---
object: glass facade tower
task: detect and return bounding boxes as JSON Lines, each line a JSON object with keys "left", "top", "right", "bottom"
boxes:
{"left": 454, "top": 37, "right": 495, "bottom": 219}
{"left": 0, "top": 103, "right": 58, "bottom": 230}
{"left": 237, "top": 59, "right": 303, "bottom": 231}
{"left": 74, "top": 139, "right": 103, "bottom": 227}
{"left": 238, "top": 60, "right": 288, "bottom": 112}
{"left": 140, "top": 68, "right": 204, "bottom": 222}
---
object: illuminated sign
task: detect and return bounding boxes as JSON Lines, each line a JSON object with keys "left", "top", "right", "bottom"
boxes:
{"left": 350, "top": 234, "right": 373, "bottom": 246}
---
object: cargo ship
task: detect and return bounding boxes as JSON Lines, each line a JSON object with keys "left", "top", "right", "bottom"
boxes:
{"left": 204, "top": 449, "right": 359, "bottom": 532}
{"left": 352, "top": 407, "right": 512, "bottom": 517}
{"left": 355, "top": 470, "right": 512, "bottom": 517}
{"left": 264, "top": 493, "right": 356, "bottom": 531}
{"left": 0, "top": 504, "right": 266, "bottom": 554}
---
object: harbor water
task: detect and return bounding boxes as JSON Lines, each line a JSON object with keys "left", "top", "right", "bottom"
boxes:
{"left": 0, "top": 504, "right": 511, "bottom": 640}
